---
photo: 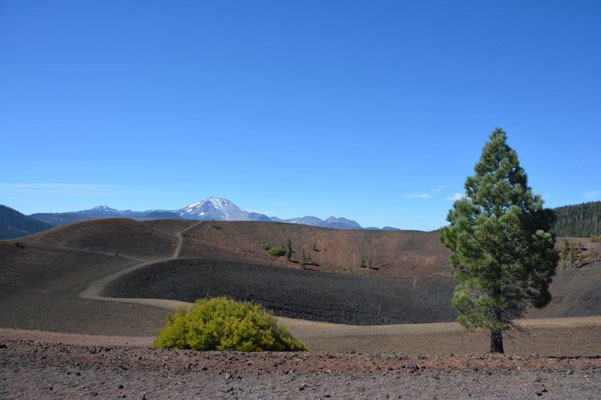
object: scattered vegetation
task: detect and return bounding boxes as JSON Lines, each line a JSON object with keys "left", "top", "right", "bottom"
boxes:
{"left": 286, "top": 238, "right": 292, "bottom": 261}
{"left": 360, "top": 255, "right": 372, "bottom": 268}
{"left": 300, "top": 250, "right": 308, "bottom": 267}
{"left": 268, "top": 247, "right": 286, "bottom": 257}
{"left": 13, "top": 240, "right": 24, "bottom": 249}
{"left": 260, "top": 241, "right": 271, "bottom": 251}
{"left": 114, "top": 249, "right": 120, "bottom": 257}
{"left": 591, "top": 234, "right": 601, "bottom": 244}
{"left": 553, "top": 201, "right": 601, "bottom": 237}
{"left": 559, "top": 239, "right": 601, "bottom": 268}
{"left": 312, "top": 242, "right": 319, "bottom": 251}
{"left": 153, "top": 297, "right": 307, "bottom": 351}
{"left": 440, "top": 129, "right": 558, "bottom": 353}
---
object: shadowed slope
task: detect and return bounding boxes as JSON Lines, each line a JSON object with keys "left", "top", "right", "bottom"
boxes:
{"left": 102, "top": 258, "right": 457, "bottom": 325}
{"left": 0, "top": 241, "right": 168, "bottom": 335}
{"left": 0, "top": 205, "right": 53, "bottom": 240}
{"left": 527, "top": 261, "right": 601, "bottom": 318}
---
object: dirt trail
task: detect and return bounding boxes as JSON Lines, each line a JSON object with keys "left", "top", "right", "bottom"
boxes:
{"left": 79, "top": 220, "right": 202, "bottom": 307}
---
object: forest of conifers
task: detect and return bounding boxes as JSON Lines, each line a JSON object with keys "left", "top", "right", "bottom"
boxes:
{"left": 553, "top": 201, "right": 601, "bottom": 237}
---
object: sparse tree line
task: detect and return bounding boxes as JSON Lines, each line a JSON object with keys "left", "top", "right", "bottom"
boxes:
{"left": 558, "top": 238, "right": 601, "bottom": 269}
{"left": 260, "top": 239, "right": 319, "bottom": 267}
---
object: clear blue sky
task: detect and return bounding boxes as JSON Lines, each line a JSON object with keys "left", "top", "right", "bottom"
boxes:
{"left": 1, "top": 1, "right": 600, "bottom": 230}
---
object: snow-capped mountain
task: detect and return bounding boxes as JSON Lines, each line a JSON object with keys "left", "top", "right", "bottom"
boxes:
{"left": 176, "top": 197, "right": 250, "bottom": 220}
{"left": 29, "top": 197, "right": 377, "bottom": 230}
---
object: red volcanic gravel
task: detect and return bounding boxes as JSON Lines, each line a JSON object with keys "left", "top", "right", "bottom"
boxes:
{"left": 2, "top": 339, "right": 601, "bottom": 399}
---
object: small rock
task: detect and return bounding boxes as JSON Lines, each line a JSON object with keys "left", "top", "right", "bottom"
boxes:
{"left": 0, "top": 344, "right": 7, "bottom": 349}
{"left": 533, "top": 377, "right": 541, "bottom": 383}
{"left": 118, "top": 384, "right": 124, "bottom": 389}
{"left": 221, "top": 386, "right": 233, "bottom": 393}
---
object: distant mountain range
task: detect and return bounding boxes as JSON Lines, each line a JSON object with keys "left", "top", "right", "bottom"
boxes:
{"left": 3, "top": 199, "right": 601, "bottom": 241}
{"left": 27, "top": 197, "right": 369, "bottom": 230}
{"left": 0, "top": 205, "right": 54, "bottom": 240}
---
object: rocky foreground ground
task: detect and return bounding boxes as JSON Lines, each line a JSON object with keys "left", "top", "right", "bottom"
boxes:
{"left": 2, "top": 339, "right": 601, "bottom": 399}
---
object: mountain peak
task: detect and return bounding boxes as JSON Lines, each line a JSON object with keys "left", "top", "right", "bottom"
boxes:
{"left": 178, "top": 197, "right": 247, "bottom": 220}
{"left": 90, "top": 205, "right": 120, "bottom": 214}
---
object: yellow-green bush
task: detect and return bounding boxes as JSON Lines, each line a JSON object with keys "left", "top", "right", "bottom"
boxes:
{"left": 153, "top": 297, "right": 307, "bottom": 351}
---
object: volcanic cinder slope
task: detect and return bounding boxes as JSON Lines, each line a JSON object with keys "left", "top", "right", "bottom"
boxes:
{"left": 1, "top": 217, "right": 600, "bottom": 354}
{"left": 166, "top": 220, "right": 451, "bottom": 277}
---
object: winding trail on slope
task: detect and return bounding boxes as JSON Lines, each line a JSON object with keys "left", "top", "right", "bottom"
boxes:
{"left": 79, "top": 221, "right": 201, "bottom": 310}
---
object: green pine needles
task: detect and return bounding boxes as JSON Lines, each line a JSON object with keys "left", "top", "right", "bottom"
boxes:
{"left": 440, "top": 128, "right": 558, "bottom": 353}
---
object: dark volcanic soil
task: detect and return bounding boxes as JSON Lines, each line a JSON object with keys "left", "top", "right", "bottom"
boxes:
{"left": 526, "top": 262, "right": 601, "bottom": 318}
{"left": 2, "top": 339, "right": 601, "bottom": 399}
{"left": 0, "top": 241, "right": 168, "bottom": 336}
{"left": 103, "top": 258, "right": 457, "bottom": 325}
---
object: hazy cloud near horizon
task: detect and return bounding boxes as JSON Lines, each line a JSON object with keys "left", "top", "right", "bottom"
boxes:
{"left": 445, "top": 193, "right": 463, "bottom": 201}
{"left": 399, "top": 193, "right": 432, "bottom": 199}
{"left": 0, "top": 183, "right": 155, "bottom": 198}
{"left": 400, "top": 185, "right": 452, "bottom": 200}
{"left": 584, "top": 191, "right": 601, "bottom": 200}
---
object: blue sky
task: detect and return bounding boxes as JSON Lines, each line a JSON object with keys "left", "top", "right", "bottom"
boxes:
{"left": 1, "top": 1, "right": 600, "bottom": 230}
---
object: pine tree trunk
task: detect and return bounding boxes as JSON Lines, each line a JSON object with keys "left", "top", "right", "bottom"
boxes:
{"left": 490, "top": 330, "right": 504, "bottom": 353}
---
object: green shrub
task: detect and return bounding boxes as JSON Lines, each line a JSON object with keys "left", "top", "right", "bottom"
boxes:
{"left": 268, "top": 247, "right": 286, "bottom": 257}
{"left": 153, "top": 297, "right": 307, "bottom": 351}
{"left": 260, "top": 241, "right": 271, "bottom": 251}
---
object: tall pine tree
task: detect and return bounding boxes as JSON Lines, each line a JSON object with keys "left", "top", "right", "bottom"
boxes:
{"left": 440, "top": 128, "right": 558, "bottom": 353}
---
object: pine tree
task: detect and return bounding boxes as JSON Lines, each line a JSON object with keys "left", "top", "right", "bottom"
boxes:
{"left": 300, "top": 250, "right": 308, "bottom": 268}
{"left": 568, "top": 242, "right": 577, "bottom": 267}
{"left": 286, "top": 238, "right": 292, "bottom": 261}
{"left": 440, "top": 128, "right": 558, "bottom": 353}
